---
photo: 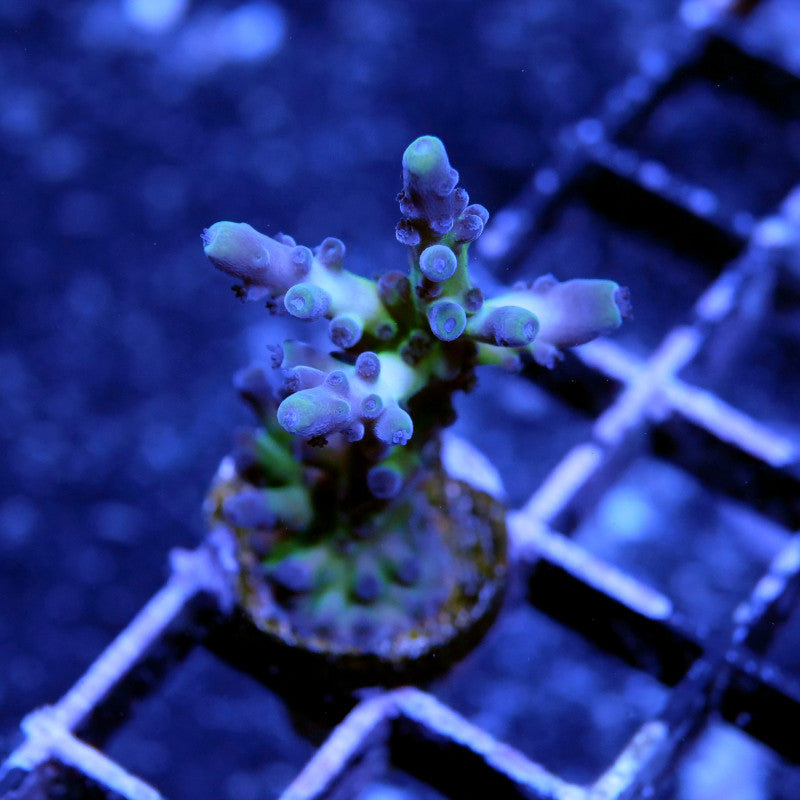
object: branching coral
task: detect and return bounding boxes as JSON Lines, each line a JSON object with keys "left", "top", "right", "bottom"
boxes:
{"left": 203, "top": 135, "right": 629, "bottom": 503}
{"left": 202, "top": 136, "right": 630, "bottom": 672}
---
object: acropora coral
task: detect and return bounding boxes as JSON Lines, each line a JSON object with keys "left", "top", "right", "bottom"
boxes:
{"left": 202, "top": 135, "right": 630, "bottom": 667}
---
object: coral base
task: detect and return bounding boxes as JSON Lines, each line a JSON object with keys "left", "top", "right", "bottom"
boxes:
{"left": 206, "top": 457, "right": 508, "bottom": 693}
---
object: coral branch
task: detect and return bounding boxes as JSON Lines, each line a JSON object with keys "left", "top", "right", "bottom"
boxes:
{"left": 204, "top": 136, "right": 630, "bottom": 527}
{"left": 203, "top": 221, "right": 312, "bottom": 300}
{"left": 397, "top": 135, "right": 461, "bottom": 241}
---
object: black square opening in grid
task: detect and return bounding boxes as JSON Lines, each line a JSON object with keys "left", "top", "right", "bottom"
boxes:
{"left": 681, "top": 267, "right": 800, "bottom": 444}
{"left": 426, "top": 597, "right": 668, "bottom": 785}
{"left": 663, "top": 717, "right": 800, "bottom": 800}
{"left": 102, "top": 647, "right": 316, "bottom": 800}
{"left": 652, "top": 408, "right": 800, "bottom": 531}
{"left": 572, "top": 453, "right": 790, "bottom": 640}
{"left": 616, "top": 33, "right": 800, "bottom": 217}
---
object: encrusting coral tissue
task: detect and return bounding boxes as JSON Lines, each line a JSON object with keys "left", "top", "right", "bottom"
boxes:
{"left": 202, "top": 136, "right": 631, "bottom": 687}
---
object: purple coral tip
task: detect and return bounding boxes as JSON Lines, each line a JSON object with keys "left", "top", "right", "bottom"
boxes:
{"left": 427, "top": 299, "right": 467, "bottom": 342}
{"left": 355, "top": 351, "right": 381, "bottom": 382}
{"left": 419, "top": 244, "right": 458, "bottom": 282}
{"left": 614, "top": 286, "right": 633, "bottom": 320}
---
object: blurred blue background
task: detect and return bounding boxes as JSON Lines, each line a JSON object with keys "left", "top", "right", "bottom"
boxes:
{"left": 3, "top": 1, "right": 800, "bottom": 798}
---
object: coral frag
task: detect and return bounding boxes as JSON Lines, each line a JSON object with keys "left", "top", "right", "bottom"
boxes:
{"left": 202, "top": 136, "right": 630, "bottom": 681}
